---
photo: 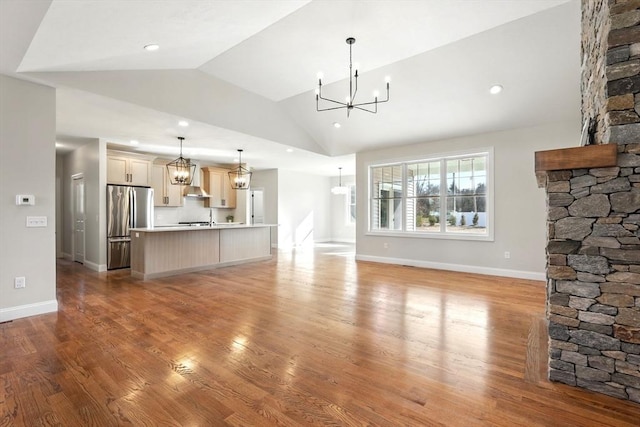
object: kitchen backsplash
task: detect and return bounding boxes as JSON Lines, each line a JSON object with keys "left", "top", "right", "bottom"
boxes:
{"left": 154, "top": 197, "right": 235, "bottom": 225}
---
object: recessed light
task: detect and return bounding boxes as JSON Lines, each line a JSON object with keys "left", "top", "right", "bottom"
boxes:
{"left": 333, "top": 122, "right": 341, "bottom": 128}
{"left": 130, "top": 140, "right": 139, "bottom": 145}
{"left": 55, "top": 142, "right": 63, "bottom": 148}
{"left": 144, "top": 44, "right": 159, "bottom": 51}
{"left": 286, "top": 148, "right": 294, "bottom": 153}
{"left": 489, "top": 84, "right": 503, "bottom": 95}
{"left": 178, "top": 120, "right": 189, "bottom": 127}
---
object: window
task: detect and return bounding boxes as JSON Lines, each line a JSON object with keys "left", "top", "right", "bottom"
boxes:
{"left": 369, "top": 150, "right": 491, "bottom": 240}
{"left": 348, "top": 185, "right": 356, "bottom": 224}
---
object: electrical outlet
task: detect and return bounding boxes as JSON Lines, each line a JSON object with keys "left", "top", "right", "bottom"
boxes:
{"left": 504, "top": 251, "right": 511, "bottom": 259}
{"left": 384, "top": 242, "right": 389, "bottom": 249}
{"left": 14, "top": 277, "right": 26, "bottom": 289}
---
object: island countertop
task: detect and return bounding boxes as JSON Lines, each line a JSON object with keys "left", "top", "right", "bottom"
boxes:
{"left": 131, "top": 223, "right": 277, "bottom": 232}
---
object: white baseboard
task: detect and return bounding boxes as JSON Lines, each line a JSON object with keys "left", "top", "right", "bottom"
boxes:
{"left": 0, "top": 299, "right": 58, "bottom": 322}
{"left": 83, "top": 260, "right": 107, "bottom": 272}
{"left": 354, "top": 254, "right": 545, "bottom": 281}
{"left": 62, "top": 252, "right": 73, "bottom": 261}
{"left": 329, "top": 238, "right": 356, "bottom": 244}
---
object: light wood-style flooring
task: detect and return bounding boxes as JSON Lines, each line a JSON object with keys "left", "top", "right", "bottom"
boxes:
{"left": 1, "top": 243, "right": 639, "bottom": 426}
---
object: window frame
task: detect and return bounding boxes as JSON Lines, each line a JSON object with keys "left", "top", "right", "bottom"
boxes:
{"left": 366, "top": 147, "right": 494, "bottom": 241}
{"left": 347, "top": 184, "right": 356, "bottom": 225}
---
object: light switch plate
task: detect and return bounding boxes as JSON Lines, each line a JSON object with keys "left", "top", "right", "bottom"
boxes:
{"left": 26, "top": 216, "right": 47, "bottom": 227}
{"left": 16, "top": 195, "right": 35, "bottom": 205}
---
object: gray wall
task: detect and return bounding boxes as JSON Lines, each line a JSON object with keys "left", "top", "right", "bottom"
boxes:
{"left": 61, "top": 138, "right": 107, "bottom": 271}
{"left": 0, "top": 75, "right": 57, "bottom": 321}
{"left": 356, "top": 121, "right": 579, "bottom": 280}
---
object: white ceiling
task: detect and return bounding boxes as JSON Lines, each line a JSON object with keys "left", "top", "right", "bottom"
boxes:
{"left": 0, "top": 0, "right": 581, "bottom": 176}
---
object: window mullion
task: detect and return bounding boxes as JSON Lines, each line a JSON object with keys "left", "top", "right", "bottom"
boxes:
{"left": 440, "top": 159, "right": 446, "bottom": 233}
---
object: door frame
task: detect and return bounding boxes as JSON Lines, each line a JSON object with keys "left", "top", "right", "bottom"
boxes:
{"left": 71, "top": 173, "right": 85, "bottom": 264}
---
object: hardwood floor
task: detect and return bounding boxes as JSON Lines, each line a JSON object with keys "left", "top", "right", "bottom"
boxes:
{"left": 1, "top": 243, "right": 639, "bottom": 426}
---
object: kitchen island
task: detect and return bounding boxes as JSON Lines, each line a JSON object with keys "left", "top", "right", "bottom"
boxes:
{"left": 130, "top": 224, "right": 276, "bottom": 280}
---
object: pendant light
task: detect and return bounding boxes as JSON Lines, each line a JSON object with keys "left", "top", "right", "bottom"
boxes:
{"left": 166, "top": 137, "right": 196, "bottom": 185}
{"left": 331, "top": 167, "right": 349, "bottom": 195}
{"left": 228, "top": 149, "right": 252, "bottom": 190}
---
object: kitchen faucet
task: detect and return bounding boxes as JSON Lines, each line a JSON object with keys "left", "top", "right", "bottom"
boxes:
{"left": 209, "top": 207, "right": 214, "bottom": 226}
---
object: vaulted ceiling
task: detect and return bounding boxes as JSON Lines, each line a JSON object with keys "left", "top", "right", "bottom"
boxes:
{"left": 0, "top": 0, "right": 581, "bottom": 175}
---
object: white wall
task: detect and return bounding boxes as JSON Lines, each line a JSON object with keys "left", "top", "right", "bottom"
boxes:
{"left": 330, "top": 174, "right": 356, "bottom": 243}
{"left": 277, "top": 170, "right": 331, "bottom": 248}
{"left": 356, "top": 121, "right": 579, "bottom": 280}
{"left": 0, "top": 75, "right": 57, "bottom": 321}
{"left": 251, "top": 169, "right": 279, "bottom": 245}
{"left": 61, "top": 138, "right": 107, "bottom": 271}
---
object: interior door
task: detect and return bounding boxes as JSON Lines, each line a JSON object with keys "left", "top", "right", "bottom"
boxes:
{"left": 251, "top": 189, "right": 264, "bottom": 224}
{"left": 72, "top": 175, "right": 85, "bottom": 264}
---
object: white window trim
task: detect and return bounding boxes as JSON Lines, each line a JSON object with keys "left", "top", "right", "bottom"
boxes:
{"left": 347, "top": 184, "right": 356, "bottom": 225}
{"left": 366, "top": 147, "right": 494, "bottom": 242}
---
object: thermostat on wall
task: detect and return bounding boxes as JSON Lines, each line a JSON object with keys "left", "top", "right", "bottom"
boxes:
{"left": 16, "top": 195, "right": 35, "bottom": 205}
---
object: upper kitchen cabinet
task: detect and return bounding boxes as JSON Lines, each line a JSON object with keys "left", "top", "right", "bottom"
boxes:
{"left": 107, "top": 151, "right": 152, "bottom": 186}
{"left": 202, "top": 167, "right": 236, "bottom": 209}
{"left": 151, "top": 163, "right": 183, "bottom": 207}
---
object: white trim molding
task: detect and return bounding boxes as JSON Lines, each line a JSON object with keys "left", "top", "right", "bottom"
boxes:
{"left": 0, "top": 300, "right": 58, "bottom": 322}
{"left": 84, "top": 260, "right": 107, "bottom": 272}
{"left": 355, "top": 254, "right": 545, "bottom": 281}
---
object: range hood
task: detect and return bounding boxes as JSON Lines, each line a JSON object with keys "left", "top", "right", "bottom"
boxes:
{"left": 183, "top": 161, "right": 209, "bottom": 198}
{"left": 183, "top": 185, "right": 209, "bottom": 198}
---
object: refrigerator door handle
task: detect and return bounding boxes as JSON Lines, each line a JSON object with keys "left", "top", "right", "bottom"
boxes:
{"left": 130, "top": 189, "right": 136, "bottom": 229}
{"left": 109, "top": 237, "right": 131, "bottom": 243}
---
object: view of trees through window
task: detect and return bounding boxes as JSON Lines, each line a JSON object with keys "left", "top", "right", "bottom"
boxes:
{"left": 370, "top": 153, "right": 489, "bottom": 236}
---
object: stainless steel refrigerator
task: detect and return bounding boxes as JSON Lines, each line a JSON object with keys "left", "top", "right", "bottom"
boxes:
{"left": 107, "top": 185, "right": 154, "bottom": 270}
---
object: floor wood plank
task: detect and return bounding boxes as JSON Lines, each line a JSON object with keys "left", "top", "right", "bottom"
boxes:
{"left": 1, "top": 243, "right": 638, "bottom": 425}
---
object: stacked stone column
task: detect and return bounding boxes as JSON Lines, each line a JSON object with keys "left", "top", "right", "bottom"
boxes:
{"left": 546, "top": 143, "right": 640, "bottom": 402}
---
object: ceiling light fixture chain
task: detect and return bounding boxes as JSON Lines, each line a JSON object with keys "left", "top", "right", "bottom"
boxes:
{"left": 228, "top": 149, "right": 252, "bottom": 190}
{"left": 166, "top": 136, "right": 196, "bottom": 185}
{"left": 316, "top": 37, "right": 390, "bottom": 117}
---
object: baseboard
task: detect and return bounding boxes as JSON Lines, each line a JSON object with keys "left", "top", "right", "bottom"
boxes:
{"left": 354, "top": 254, "right": 545, "bottom": 281}
{"left": 62, "top": 252, "right": 73, "bottom": 261}
{"left": 83, "top": 260, "right": 107, "bottom": 272}
{"left": 329, "top": 238, "right": 356, "bottom": 244}
{"left": 0, "top": 299, "right": 58, "bottom": 322}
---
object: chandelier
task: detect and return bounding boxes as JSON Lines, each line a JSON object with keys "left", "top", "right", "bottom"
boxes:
{"left": 331, "top": 167, "right": 349, "bottom": 195}
{"left": 316, "top": 37, "right": 390, "bottom": 117}
{"left": 228, "top": 149, "right": 252, "bottom": 190}
{"left": 166, "top": 137, "right": 195, "bottom": 185}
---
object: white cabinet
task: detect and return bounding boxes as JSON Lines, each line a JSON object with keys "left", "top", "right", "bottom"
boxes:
{"left": 202, "top": 167, "right": 236, "bottom": 208}
{"left": 107, "top": 153, "right": 151, "bottom": 186}
{"left": 151, "top": 164, "right": 183, "bottom": 207}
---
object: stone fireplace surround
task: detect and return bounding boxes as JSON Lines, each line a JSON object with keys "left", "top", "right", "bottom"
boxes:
{"left": 542, "top": 143, "right": 640, "bottom": 402}
{"left": 536, "top": 0, "right": 640, "bottom": 402}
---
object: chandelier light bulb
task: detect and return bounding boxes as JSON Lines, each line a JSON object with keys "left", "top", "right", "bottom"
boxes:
{"left": 373, "top": 90, "right": 380, "bottom": 98}
{"left": 385, "top": 76, "right": 391, "bottom": 83}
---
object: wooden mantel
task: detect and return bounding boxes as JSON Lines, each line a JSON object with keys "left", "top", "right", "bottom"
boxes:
{"left": 534, "top": 143, "right": 617, "bottom": 173}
